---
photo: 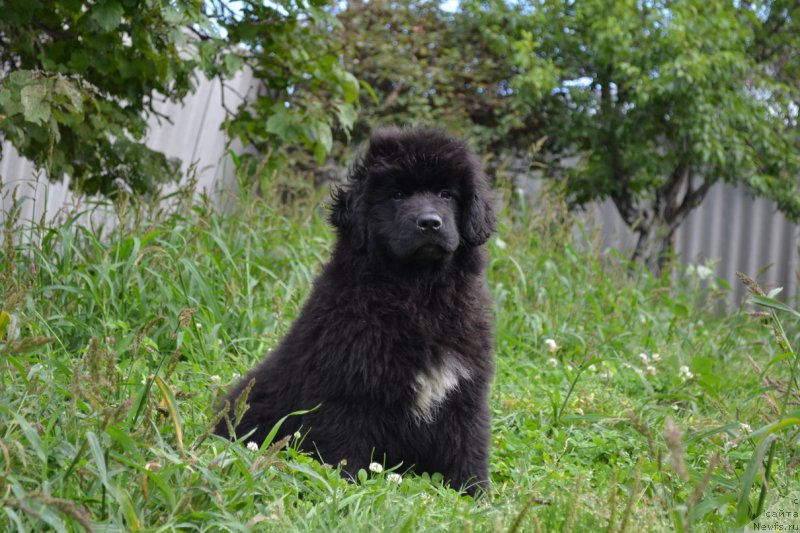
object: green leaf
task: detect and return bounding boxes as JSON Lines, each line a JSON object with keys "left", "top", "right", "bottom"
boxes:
{"left": 359, "top": 80, "right": 380, "bottom": 105}
{"left": 20, "top": 80, "right": 51, "bottom": 125}
{"left": 0, "top": 311, "right": 10, "bottom": 340}
{"left": 314, "top": 122, "right": 333, "bottom": 152}
{"left": 266, "top": 110, "right": 300, "bottom": 143}
{"left": 92, "top": 1, "right": 125, "bottom": 32}
{"left": 161, "top": 4, "right": 185, "bottom": 25}
{"left": 335, "top": 103, "right": 358, "bottom": 132}
{"left": 7, "top": 70, "right": 34, "bottom": 87}
{"left": 222, "top": 53, "right": 245, "bottom": 78}
{"left": 341, "top": 72, "right": 360, "bottom": 103}
{"left": 53, "top": 77, "right": 83, "bottom": 112}
{"left": 750, "top": 296, "right": 800, "bottom": 320}
{"left": 313, "top": 141, "right": 326, "bottom": 165}
{"left": 313, "top": 121, "right": 332, "bottom": 163}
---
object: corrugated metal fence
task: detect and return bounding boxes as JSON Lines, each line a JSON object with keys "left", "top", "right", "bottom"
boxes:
{"left": 591, "top": 190, "right": 799, "bottom": 303}
{"left": 1, "top": 71, "right": 798, "bottom": 303}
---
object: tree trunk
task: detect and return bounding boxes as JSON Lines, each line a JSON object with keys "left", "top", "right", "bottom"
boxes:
{"left": 631, "top": 219, "right": 676, "bottom": 275}
{"left": 623, "top": 169, "right": 714, "bottom": 275}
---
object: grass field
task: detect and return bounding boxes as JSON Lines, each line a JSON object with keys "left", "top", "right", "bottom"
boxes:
{"left": 1, "top": 182, "right": 798, "bottom": 531}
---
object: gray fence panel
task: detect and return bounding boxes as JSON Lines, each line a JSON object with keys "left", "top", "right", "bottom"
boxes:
{"left": 676, "top": 182, "right": 799, "bottom": 303}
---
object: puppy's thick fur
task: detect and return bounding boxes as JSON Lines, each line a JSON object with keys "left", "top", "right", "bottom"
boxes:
{"left": 215, "top": 127, "right": 496, "bottom": 494}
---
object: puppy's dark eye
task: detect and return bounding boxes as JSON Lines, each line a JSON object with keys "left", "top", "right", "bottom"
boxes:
{"left": 392, "top": 192, "right": 405, "bottom": 200}
{"left": 438, "top": 190, "right": 452, "bottom": 200}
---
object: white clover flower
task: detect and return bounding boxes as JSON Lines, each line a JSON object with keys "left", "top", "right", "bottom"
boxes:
{"left": 723, "top": 440, "right": 738, "bottom": 452}
{"left": 495, "top": 237, "right": 507, "bottom": 250}
{"left": 587, "top": 364, "right": 597, "bottom": 372}
{"left": 678, "top": 365, "right": 694, "bottom": 382}
{"left": 696, "top": 265, "right": 714, "bottom": 280}
{"left": 247, "top": 441, "right": 259, "bottom": 452}
{"left": 387, "top": 473, "right": 403, "bottom": 484}
{"left": 646, "top": 365, "right": 657, "bottom": 376}
{"left": 547, "top": 357, "right": 558, "bottom": 367}
{"left": 210, "top": 375, "right": 221, "bottom": 384}
{"left": 739, "top": 423, "right": 752, "bottom": 435}
{"left": 514, "top": 187, "right": 525, "bottom": 198}
{"left": 545, "top": 338, "right": 559, "bottom": 353}
{"left": 369, "top": 462, "right": 383, "bottom": 473}
{"left": 294, "top": 431, "right": 302, "bottom": 440}
{"left": 651, "top": 353, "right": 661, "bottom": 363}
{"left": 575, "top": 407, "right": 584, "bottom": 415}
{"left": 638, "top": 353, "right": 650, "bottom": 365}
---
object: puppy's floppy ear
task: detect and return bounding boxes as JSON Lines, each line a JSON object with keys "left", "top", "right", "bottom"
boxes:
{"left": 459, "top": 152, "right": 496, "bottom": 246}
{"left": 462, "top": 187, "right": 496, "bottom": 247}
{"left": 329, "top": 185, "right": 367, "bottom": 251}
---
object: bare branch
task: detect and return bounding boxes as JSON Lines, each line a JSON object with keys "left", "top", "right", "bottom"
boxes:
{"left": 382, "top": 81, "right": 404, "bottom": 109}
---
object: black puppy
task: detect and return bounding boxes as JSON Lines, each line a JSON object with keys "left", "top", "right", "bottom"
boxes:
{"left": 215, "top": 127, "right": 496, "bottom": 495}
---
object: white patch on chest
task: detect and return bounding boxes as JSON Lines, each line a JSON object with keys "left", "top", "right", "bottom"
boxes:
{"left": 411, "top": 355, "right": 471, "bottom": 424}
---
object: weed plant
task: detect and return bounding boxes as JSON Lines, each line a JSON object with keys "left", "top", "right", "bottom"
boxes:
{"left": 0, "top": 181, "right": 798, "bottom": 531}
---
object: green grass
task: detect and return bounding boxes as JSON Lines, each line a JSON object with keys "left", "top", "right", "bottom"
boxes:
{"left": 1, "top": 183, "right": 799, "bottom": 532}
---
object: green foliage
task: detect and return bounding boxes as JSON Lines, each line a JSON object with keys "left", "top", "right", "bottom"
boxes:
{"left": 208, "top": 0, "right": 361, "bottom": 189}
{"left": 1, "top": 180, "right": 798, "bottom": 530}
{"left": 0, "top": 0, "right": 364, "bottom": 197}
{"left": 0, "top": 0, "right": 213, "bottom": 195}
{"left": 333, "top": 0, "right": 540, "bottom": 160}
{"left": 482, "top": 0, "right": 800, "bottom": 267}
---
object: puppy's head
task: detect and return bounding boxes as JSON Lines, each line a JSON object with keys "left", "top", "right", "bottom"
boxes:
{"left": 330, "top": 127, "right": 495, "bottom": 265}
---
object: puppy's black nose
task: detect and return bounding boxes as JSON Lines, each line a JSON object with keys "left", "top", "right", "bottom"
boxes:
{"left": 417, "top": 213, "right": 442, "bottom": 232}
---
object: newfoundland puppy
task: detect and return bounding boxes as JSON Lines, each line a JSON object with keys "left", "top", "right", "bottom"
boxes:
{"left": 215, "top": 127, "right": 496, "bottom": 495}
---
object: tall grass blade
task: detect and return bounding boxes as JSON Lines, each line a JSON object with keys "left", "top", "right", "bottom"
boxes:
{"left": 153, "top": 375, "right": 185, "bottom": 456}
{"left": 750, "top": 296, "right": 800, "bottom": 320}
{"left": 736, "top": 434, "right": 776, "bottom": 526}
